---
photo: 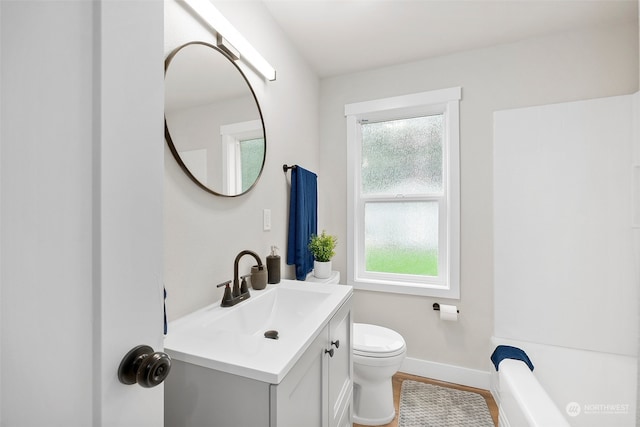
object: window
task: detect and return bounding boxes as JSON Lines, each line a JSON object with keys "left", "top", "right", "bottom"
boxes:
{"left": 220, "top": 120, "right": 265, "bottom": 194}
{"left": 239, "top": 137, "right": 265, "bottom": 193}
{"left": 345, "top": 87, "right": 461, "bottom": 298}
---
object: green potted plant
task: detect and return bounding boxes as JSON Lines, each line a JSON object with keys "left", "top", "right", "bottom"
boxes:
{"left": 308, "top": 230, "right": 337, "bottom": 279}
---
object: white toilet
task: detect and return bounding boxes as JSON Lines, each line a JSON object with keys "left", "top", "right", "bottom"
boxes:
{"left": 304, "top": 269, "right": 341, "bottom": 283}
{"left": 305, "top": 271, "right": 407, "bottom": 425}
{"left": 352, "top": 323, "right": 406, "bottom": 425}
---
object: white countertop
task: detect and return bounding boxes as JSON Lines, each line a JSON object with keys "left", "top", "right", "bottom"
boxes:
{"left": 164, "top": 280, "right": 352, "bottom": 384}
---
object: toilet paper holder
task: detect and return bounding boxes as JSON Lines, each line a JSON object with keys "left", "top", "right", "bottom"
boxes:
{"left": 433, "top": 303, "right": 459, "bottom": 313}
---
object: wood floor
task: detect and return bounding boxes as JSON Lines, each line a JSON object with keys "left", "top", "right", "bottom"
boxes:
{"left": 353, "top": 372, "right": 499, "bottom": 427}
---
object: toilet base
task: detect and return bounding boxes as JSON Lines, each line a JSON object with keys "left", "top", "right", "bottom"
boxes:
{"left": 353, "top": 412, "right": 396, "bottom": 426}
{"left": 352, "top": 378, "right": 396, "bottom": 426}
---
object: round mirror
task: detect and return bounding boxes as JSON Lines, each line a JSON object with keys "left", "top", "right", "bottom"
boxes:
{"left": 164, "top": 41, "right": 266, "bottom": 197}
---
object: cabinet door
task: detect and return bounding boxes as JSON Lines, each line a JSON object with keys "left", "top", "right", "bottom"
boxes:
{"left": 328, "top": 298, "right": 353, "bottom": 427}
{"left": 270, "top": 328, "right": 328, "bottom": 427}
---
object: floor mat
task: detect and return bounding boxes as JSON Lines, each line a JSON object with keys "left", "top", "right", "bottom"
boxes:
{"left": 398, "top": 380, "right": 494, "bottom": 427}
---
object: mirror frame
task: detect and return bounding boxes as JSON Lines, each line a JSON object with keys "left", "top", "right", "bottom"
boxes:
{"left": 164, "top": 41, "right": 267, "bottom": 197}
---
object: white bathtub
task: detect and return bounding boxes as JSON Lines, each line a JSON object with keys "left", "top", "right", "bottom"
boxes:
{"left": 492, "top": 358, "right": 569, "bottom": 427}
{"left": 491, "top": 337, "right": 637, "bottom": 427}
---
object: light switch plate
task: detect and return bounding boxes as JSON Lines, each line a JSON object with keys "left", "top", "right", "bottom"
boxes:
{"left": 263, "top": 209, "right": 271, "bottom": 231}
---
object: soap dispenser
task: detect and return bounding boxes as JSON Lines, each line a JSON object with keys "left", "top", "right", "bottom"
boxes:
{"left": 267, "top": 246, "right": 281, "bottom": 284}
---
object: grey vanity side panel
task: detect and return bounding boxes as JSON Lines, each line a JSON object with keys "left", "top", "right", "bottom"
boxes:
{"left": 165, "top": 359, "right": 271, "bottom": 427}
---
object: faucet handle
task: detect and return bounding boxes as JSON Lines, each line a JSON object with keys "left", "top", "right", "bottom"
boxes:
{"left": 216, "top": 281, "right": 233, "bottom": 307}
{"left": 216, "top": 280, "right": 232, "bottom": 288}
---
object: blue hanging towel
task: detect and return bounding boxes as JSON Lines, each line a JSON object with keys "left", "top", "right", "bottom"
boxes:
{"left": 286, "top": 166, "right": 318, "bottom": 280}
{"left": 490, "top": 345, "right": 534, "bottom": 371}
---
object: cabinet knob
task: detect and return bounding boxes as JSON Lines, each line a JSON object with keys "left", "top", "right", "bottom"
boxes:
{"left": 324, "top": 348, "right": 334, "bottom": 358}
{"left": 331, "top": 340, "right": 340, "bottom": 349}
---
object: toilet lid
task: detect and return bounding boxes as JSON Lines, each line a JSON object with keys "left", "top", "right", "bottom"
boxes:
{"left": 353, "top": 323, "right": 406, "bottom": 357}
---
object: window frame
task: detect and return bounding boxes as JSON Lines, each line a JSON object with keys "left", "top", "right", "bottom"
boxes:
{"left": 220, "top": 119, "right": 263, "bottom": 194}
{"left": 345, "top": 87, "right": 461, "bottom": 298}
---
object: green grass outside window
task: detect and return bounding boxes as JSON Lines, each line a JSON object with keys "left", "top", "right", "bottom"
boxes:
{"left": 365, "top": 246, "right": 438, "bottom": 276}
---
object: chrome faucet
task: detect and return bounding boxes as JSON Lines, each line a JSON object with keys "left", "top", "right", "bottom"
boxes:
{"left": 216, "top": 250, "right": 264, "bottom": 307}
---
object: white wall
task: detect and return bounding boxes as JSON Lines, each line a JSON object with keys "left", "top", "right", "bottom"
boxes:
{"left": 494, "top": 94, "right": 637, "bottom": 357}
{"left": 164, "top": 0, "right": 320, "bottom": 320}
{"left": 319, "top": 23, "right": 638, "bottom": 376}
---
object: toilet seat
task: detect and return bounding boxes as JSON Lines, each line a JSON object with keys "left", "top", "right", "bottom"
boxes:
{"left": 353, "top": 323, "right": 406, "bottom": 358}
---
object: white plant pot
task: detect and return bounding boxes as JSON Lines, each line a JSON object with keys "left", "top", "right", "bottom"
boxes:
{"left": 313, "top": 260, "right": 332, "bottom": 279}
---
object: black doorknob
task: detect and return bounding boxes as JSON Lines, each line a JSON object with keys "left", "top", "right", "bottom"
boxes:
{"left": 118, "top": 345, "right": 171, "bottom": 388}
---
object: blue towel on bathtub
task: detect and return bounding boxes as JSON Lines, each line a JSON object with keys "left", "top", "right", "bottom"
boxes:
{"left": 286, "top": 165, "right": 317, "bottom": 280}
{"left": 491, "top": 345, "right": 534, "bottom": 371}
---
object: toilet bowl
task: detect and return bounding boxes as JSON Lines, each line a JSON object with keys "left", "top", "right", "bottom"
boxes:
{"left": 353, "top": 323, "right": 406, "bottom": 426}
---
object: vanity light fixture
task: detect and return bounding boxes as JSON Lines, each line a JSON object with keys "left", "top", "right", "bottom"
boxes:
{"left": 181, "top": 0, "right": 277, "bottom": 81}
{"left": 216, "top": 34, "right": 240, "bottom": 61}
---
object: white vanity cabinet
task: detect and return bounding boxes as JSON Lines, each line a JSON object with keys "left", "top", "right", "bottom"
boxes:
{"left": 328, "top": 296, "right": 353, "bottom": 427}
{"left": 165, "top": 294, "right": 352, "bottom": 427}
{"left": 271, "top": 296, "right": 352, "bottom": 427}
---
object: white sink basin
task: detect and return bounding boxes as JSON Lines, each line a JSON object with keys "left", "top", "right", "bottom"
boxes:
{"left": 164, "top": 279, "right": 352, "bottom": 384}
{"left": 209, "top": 285, "right": 331, "bottom": 336}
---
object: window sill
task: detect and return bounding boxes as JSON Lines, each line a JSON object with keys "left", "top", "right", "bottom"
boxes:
{"left": 350, "top": 278, "right": 459, "bottom": 299}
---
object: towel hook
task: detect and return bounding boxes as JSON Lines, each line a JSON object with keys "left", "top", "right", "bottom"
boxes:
{"left": 283, "top": 164, "right": 297, "bottom": 172}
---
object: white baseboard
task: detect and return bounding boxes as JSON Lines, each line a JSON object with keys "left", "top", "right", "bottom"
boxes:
{"left": 400, "top": 357, "right": 491, "bottom": 390}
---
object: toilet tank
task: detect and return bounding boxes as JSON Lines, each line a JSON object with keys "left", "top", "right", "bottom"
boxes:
{"left": 305, "top": 270, "right": 340, "bottom": 284}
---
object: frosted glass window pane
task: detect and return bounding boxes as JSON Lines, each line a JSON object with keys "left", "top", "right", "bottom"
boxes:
{"left": 240, "top": 137, "right": 264, "bottom": 192}
{"left": 365, "top": 201, "right": 439, "bottom": 276}
{"left": 361, "top": 115, "right": 443, "bottom": 195}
